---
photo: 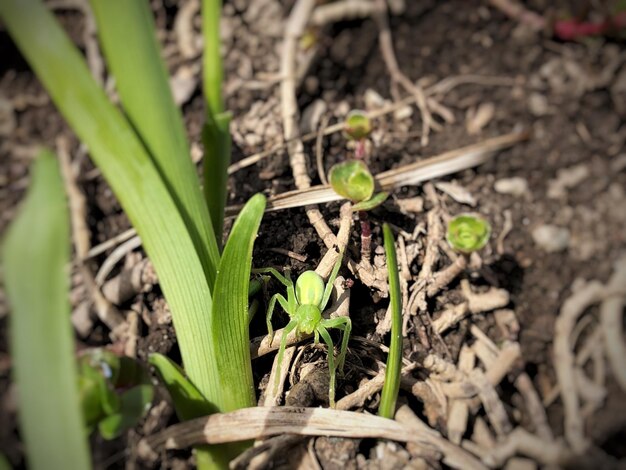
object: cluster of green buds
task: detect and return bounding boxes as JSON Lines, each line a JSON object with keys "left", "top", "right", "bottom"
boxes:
{"left": 78, "top": 349, "right": 153, "bottom": 439}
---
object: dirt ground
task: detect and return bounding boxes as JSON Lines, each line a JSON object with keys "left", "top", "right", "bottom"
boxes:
{"left": 1, "top": 0, "right": 626, "bottom": 468}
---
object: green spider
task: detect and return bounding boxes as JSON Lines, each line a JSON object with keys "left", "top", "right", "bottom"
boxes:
{"left": 254, "top": 250, "right": 351, "bottom": 407}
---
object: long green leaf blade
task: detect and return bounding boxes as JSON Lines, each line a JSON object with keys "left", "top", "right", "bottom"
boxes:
{"left": 89, "top": 0, "right": 220, "bottom": 286}
{"left": 0, "top": 0, "right": 220, "bottom": 403}
{"left": 378, "top": 223, "right": 403, "bottom": 419}
{"left": 212, "top": 193, "right": 266, "bottom": 411}
{"left": 2, "top": 151, "right": 91, "bottom": 470}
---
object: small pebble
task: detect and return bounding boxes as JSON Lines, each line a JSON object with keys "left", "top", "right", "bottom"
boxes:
{"left": 364, "top": 88, "right": 386, "bottom": 109}
{"left": 494, "top": 177, "right": 529, "bottom": 197}
{"left": 528, "top": 92, "right": 550, "bottom": 116}
{"left": 547, "top": 164, "right": 589, "bottom": 199}
{"left": 393, "top": 105, "right": 413, "bottom": 121}
{"left": 532, "top": 224, "right": 570, "bottom": 252}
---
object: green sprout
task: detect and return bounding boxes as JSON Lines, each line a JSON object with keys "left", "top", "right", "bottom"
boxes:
{"left": 78, "top": 349, "right": 153, "bottom": 440}
{"left": 343, "top": 109, "right": 372, "bottom": 141}
{"left": 329, "top": 160, "right": 388, "bottom": 211}
{"left": 254, "top": 251, "right": 351, "bottom": 407}
{"left": 446, "top": 214, "right": 492, "bottom": 254}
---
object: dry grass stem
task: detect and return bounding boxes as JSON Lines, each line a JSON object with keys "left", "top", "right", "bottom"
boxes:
{"left": 58, "top": 137, "right": 124, "bottom": 333}
{"left": 261, "top": 346, "right": 297, "bottom": 407}
{"left": 94, "top": 235, "right": 143, "bottom": 286}
{"left": 101, "top": 258, "right": 156, "bottom": 306}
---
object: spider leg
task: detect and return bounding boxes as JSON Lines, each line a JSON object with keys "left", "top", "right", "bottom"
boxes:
{"left": 320, "top": 249, "right": 344, "bottom": 311}
{"left": 320, "top": 316, "right": 352, "bottom": 374}
{"left": 317, "top": 324, "right": 338, "bottom": 408}
{"left": 266, "top": 293, "right": 290, "bottom": 342}
{"left": 274, "top": 319, "right": 298, "bottom": 395}
{"left": 281, "top": 269, "right": 298, "bottom": 314}
{"left": 252, "top": 267, "right": 293, "bottom": 289}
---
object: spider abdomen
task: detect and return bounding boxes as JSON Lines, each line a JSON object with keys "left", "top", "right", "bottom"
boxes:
{"left": 294, "top": 304, "right": 322, "bottom": 334}
{"left": 295, "top": 270, "right": 324, "bottom": 306}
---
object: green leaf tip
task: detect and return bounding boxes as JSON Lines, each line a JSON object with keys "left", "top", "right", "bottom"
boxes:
{"left": 343, "top": 109, "right": 372, "bottom": 141}
{"left": 446, "top": 213, "right": 491, "bottom": 254}
{"left": 329, "top": 160, "right": 375, "bottom": 202}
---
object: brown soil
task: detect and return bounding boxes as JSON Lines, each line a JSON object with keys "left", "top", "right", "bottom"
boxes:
{"left": 1, "top": 0, "right": 625, "bottom": 469}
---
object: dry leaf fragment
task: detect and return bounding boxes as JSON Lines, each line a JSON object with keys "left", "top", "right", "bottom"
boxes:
{"left": 466, "top": 102, "right": 495, "bottom": 135}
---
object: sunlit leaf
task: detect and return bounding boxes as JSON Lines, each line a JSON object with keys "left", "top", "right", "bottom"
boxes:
{"left": 2, "top": 151, "right": 91, "bottom": 470}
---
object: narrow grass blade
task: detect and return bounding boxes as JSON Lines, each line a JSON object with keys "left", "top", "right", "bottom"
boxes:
{"left": 2, "top": 151, "right": 91, "bottom": 470}
{"left": 202, "top": 0, "right": 225, "bottom": 118}
{"left": 202, "top": 0, "right": 231, "bottom": 245}
{"left": 89, "top": 0, "right": 220, "bottom": 286}
{"left": 0, "top": 0, "right": 220, "bottom": 403}
{"left": 378, "top": 223, "right": 403, "bottom": 419}
{"left": 211, "top": 193, "right": 266, "bottom": 411}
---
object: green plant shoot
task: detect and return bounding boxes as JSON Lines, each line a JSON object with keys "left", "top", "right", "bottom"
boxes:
{"left": 329, "top": 160, "right": 388, "bottom": 211}
{"left": 343, "top": 109, "right": 372, "bottom": 141}
{"left": 446, "top": 214, "right": 492, "bottom": 254}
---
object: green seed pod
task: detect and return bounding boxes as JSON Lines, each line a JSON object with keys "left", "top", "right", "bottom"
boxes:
{"left": 344, "top": 109, "right": 372, "bottom": 141}
{"left": 446, "top": 213, "right": 491, "bottom": 254}
{"left": 329, "top": 160, "right": 375, "bottom": 203}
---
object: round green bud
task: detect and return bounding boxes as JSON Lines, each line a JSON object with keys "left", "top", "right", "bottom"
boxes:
{"left": 446, "top": 214, "right": 491, "bottom": 254}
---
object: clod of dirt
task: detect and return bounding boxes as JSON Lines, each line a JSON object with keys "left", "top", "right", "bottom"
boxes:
{"left": 532, "top": 224, "right": 571, "bottom": 253}
{"left": 547, "top": 164, "right": 590, "bottom": 199}
{"left": 314, "top": 437, "right": 360, "bottom": 470}
{"left": 0, "top": 94, "right": 16, "bottom": 136}
{"left": 494, "top": 177, "right": 529, "bottom": 197}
